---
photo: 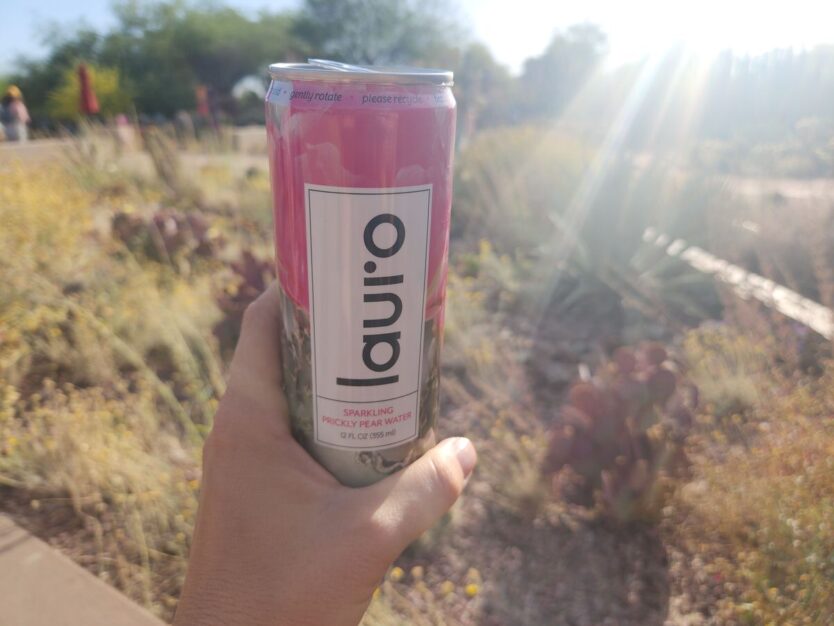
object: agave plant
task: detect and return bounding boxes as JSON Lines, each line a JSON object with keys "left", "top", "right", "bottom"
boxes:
{"left": 542, "top": 342, "right": 697, "bottom": 520}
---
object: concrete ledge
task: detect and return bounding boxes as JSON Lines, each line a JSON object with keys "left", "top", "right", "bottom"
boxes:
{"left": 0, "top": 514, "right": 166, "bottom": 626}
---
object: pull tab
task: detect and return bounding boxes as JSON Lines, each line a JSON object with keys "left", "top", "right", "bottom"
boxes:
{"left": 308, "top": 58, "right": 376, "bottom": 73}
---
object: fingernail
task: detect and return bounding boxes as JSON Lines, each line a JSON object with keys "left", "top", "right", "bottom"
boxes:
{"left": 449, "top": 437, "right": 477, "bottom": 479}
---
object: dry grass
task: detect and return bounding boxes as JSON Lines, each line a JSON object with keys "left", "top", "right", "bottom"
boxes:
{"left": 667, "top": 328, "right": 834, "bottom": 625}
{"left": 0, "top": 163, "right": 218, "bottom": 617}
{"left": 683, "top": 326, "right": 772, "bottom": 423}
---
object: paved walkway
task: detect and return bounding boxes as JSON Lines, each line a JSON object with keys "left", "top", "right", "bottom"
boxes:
{"left": 0, "top": 514, "right": 166, "bottom": 626}
{"left": 0, "top": 138, "right": 73, "bottom": 165}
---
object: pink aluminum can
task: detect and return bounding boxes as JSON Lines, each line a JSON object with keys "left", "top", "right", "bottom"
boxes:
{"left": 265, "top": 60, "right": 457, "bottom": 486}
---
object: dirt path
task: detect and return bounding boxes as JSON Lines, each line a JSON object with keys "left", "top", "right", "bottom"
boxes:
{"left": 0, "top": 127, "right": 268, "bottom": 174}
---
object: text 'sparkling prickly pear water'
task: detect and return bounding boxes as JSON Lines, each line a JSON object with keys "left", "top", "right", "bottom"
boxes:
{"left": 265, "top": 60, "right": 457, "bottom": 486}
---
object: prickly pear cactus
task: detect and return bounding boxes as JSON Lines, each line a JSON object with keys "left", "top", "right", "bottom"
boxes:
{"left": 542, "top": 342, "right": 697, "bottom": 520}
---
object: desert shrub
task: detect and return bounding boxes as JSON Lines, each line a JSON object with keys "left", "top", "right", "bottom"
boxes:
{"left": 450, "top": 238, "right": 542, "bottom": 324}
{"left": 683, "top": 325, "right": 771, "bottom": 423}
{"left": 452, "top": 126, "right": 722, "bottom": 331}
{"left": 442, "top": 263, "right": 550, "bottom": 519}
{"left": 452, "top": 125, "right": 591, "bottom": 255}
{"left": 442, "top": 259, "right": 538, "bottom": 407}
{"left": 692, "top": 119, "right": 834, "bottom": 178}
{"left": 143, "top": 127, "right": 204, "bottom": 207}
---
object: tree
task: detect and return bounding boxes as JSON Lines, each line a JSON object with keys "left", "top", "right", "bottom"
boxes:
{"left": 13, "top": 1, "right": 309, "bottom": 119}
{"left": 11, "top": 0, "right": 468, "bottom": 120}
{"left": 451, "top": 43, "right": 515, "bottom": 143}
{"left": 519, "top": 24, "right": 608, "bottom": 120}
{"left": 9, "top": 28, "right": 102, "bottom": 120}
{"left": 101, "top": 2, "right": 309, "bottom": 115}
{"left": 99, "top": 2, "right": 253, "bottom": 115}
{"left": 299, "top": 0, "right": 462, "bottom": 65}
{"left": 47, "top": 65, "right": 132, "bottom": 120}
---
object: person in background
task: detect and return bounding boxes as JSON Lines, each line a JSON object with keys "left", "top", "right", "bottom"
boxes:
{"left": 113, "top": 113, "right": 137, "bottom": 154}
{"left": 1, "top": 85, "right": 31, "bottom": 142}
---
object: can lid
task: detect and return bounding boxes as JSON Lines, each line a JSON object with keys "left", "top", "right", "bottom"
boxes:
{"left": 268, "top": 58, "right": 453, "bottom": 86}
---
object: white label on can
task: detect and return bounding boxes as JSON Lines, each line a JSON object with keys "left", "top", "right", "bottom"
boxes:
{"left": 305, "top": 184, "right": 431, "bottom": 450}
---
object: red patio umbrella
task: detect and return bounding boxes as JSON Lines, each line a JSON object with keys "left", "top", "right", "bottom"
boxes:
{"left": 78, "top": 63, "right": 100, "bottom": 116}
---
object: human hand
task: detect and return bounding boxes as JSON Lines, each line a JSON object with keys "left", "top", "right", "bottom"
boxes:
{"left": 173, "top": 284, "right": 476, "bottom": 626}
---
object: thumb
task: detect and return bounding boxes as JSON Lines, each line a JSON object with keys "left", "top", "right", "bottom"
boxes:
{"left": 358, "top": 437, "right": 477, "bottom": 555}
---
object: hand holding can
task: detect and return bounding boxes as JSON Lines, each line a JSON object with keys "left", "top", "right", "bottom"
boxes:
{"left": 174, "top": 285, "right": 476, "bottom": 626}
{"left": 265, "top": 60, "right": 457, "bottom": 486}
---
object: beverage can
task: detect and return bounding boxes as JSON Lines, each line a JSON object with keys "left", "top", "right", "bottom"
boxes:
{"left": 265, "top": 59, "right": 457, "bottom": 486}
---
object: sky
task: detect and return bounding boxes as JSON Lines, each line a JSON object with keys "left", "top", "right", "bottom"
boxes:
{"left": 1, "top": 0, "right": 833, "bottom": 76}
